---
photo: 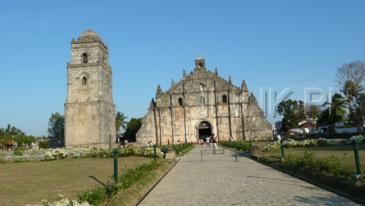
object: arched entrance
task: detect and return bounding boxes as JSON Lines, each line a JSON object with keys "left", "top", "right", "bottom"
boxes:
{"left": 198, "top": 121, "right": 212, "bottom": 141}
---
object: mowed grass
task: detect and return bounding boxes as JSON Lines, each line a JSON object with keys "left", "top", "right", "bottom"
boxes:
{"left": 0, "top": 157, "right": 151, "bottom": 206}
{"left": 262, "top": 145, "right": 365, "bottom": 173}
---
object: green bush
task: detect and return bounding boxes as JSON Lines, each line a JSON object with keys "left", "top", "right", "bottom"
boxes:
{"left": 39, "top": 140, "right": 49, "bottom": 149}
{"left": 173, "top": 143, "right": 193, "bottom": 155}
{"left": 13, "top": 147, "right": 25, "bottom": 156}
{"left": 78, "top": 187, "right": 107, "bottom": 205}
{"left": 350, "top": 135, "right": 365, "bottom": 144}
{"left": 13, "top": 134, "right": 35, "bottom": 147}
{"left": 220, "top": 141, "right": 251, "bottom": 151}
{"left": 283, "top": 152, "right": 351, "bottom": 181}
{"left": 78, "top": 160, "right": 161, "bottom": 205}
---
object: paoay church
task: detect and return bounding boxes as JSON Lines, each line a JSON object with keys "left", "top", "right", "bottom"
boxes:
{"left": 136, "top": 57, "right": 273, "bottom": 145}
{"left": 64, "top": 30, "right": 272, "bottom": 147}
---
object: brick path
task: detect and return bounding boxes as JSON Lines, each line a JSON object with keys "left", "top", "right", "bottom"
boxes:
{"left": 139, "top": 146, "right": 359, "bottom": 206}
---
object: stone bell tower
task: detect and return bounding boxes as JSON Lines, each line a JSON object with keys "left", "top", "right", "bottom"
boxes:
{"left": 65, "top": 30, "right": 116, "bottom": 148}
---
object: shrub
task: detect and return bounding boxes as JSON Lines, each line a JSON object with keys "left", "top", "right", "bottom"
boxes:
{"left": 78, "top": 160, "right": 161, "bottom": 205}
{"left": 78, "top": 187, "right": 107, "bottom": 206}
{"left": 173, "top": 143, "right": 193, "bottom": 155}
{"left": 282, "top": 152, "right": 351, "bottom": 181}
{"left": 13, "top": 147, "right": 25, "bottom": 156}
{"left": 350, "top": 135, "right": 365, "bottom": 144}
{"left": 220, "top": 141, "right": 251, "bottom": 151}
{"left": 3, "top": 146, "right": 164, "bottom": 163}
{"left": 263, "top": 142, "right": 280, "bottom": 152}
{"left": 42, "top": 197, "right": 92, "bottom": 206}
{"left": 39, "top": 140, "right": 49, "bottom": 149}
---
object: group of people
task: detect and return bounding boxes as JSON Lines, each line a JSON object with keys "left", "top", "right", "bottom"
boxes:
{"left": 200, "top": 134, "right": 218, "bottom": 149}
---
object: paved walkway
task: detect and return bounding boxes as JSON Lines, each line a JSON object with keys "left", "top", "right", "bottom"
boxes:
{"left": 139, "top": 146, "right": 359, "bottom": 206}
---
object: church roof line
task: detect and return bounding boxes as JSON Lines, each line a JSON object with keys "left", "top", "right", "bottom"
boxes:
{"left": 156, "top": 58, "right": 245, "bottom": 96}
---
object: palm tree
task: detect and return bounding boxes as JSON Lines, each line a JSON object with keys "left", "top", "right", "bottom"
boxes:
{"left": 343, "top": 80, "right": 364, "bottom": 127}
{"left": 116, "top": 112, "right": 128, "bottom": 134}
{"left": 330, "top": 93, "right": 347, "bottom": 123}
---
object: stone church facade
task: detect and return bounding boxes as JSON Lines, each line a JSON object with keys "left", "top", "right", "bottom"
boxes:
{"left": 64, "top": 30, "right": 116, "bottom": 148}
{"left": 137, "top": 58, "right": 273, "bottom": 145}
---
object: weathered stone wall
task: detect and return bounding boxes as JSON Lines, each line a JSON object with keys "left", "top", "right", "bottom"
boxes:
{"left": 137, "top": 58, "right": 273, "bottom": 145}
{"left": 65, "top": 30, "right": 116, "bottom": 148}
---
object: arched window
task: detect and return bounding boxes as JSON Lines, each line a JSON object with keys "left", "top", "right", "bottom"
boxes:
{"left": 82, "top": 76, "right": 87, "bottom": 86}
{"left": 200, "top": 96, "right": 205, "bottom": 105}
{"left": 82, "top": 53, "right": 88, "bottom": 64}
{"left": 178, "top": 98, "right": 184, "bottom": 106}
{"left": 222, "top": 95, "right": 228, "bottom": 103}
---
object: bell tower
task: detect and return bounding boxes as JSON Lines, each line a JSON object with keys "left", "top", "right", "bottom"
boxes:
{"left": 65, "top": 30, "right": 116, "bottom": 148}
{"left": 195, "top": 57, "right": 206, "bottom": 71}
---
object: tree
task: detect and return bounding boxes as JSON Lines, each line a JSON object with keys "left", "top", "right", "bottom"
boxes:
{"left": 329, "top": 93, "right": 347, "bottom": 123}
{"left": 306, "top": 104, "right": 321, "bottom": 119}
{"left": 115, "top": 112, "right": 128, "bottom": 134}
{"left": 0, "top": 124, "right": 34, "bottom": 148}
{"left": 277, "top": 99, "right": 306, "bottom": 132}
{"left": 48, "top": 112, "right": 65, "bottom": 147}
{"left": 318, "top": 93, "right": 346, "bottom": 125}
{"left": 124, "top": 118, "right": 142, "bottom": 142}
{"left": 336, "top": 61, "right": 365, "bottom": 89}
{"left": 336, "top": 61, "right": 365, "bottom": 126}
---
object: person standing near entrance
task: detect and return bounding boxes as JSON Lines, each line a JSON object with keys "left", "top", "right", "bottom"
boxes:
{"left": 206, "top": 136, "right": 210, "bottom": 147}
{"left": 211, "top": 134, "right": 217, "bottom": 149}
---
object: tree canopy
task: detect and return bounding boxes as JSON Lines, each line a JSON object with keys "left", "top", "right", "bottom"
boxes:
{"left": 336, "top": 61, "right": 365, "bottom": 126}
{"left": 277, "top": 99, "right": 306, "bottom": 132}
{"left": 48, "top": 112, "right": 65, "bottom": 146}
{"left": 124, "top": 118, "right": 142, "bottom": 142}
{"left": 0, "top": 124, "right": 35, "bottom": 147}
{"left": 318, "top": 93, "right": 346, "bottom": 125}
{"left": 115, "top": 111, "right": 128, "bottom": 134}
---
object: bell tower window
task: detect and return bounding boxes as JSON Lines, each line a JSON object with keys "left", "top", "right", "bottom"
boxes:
{"left": 82, "top": 76, "right": 88, "bottom": 86}
{"left": 178, "top": 98, "right": 184, "bottom": 106}
{"left": 222, "top": 95, "right": 228, "bottom": 103}
{"left": 82, "top": 53, "right": 88, "bottom": 64}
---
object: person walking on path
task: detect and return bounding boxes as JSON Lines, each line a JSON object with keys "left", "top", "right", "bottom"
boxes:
{"left": 212, "top": 134, "right": 217, "bottom": 149}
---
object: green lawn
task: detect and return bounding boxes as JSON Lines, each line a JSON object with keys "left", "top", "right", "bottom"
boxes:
{"left": 262, "top": 145, "right": 365, "bottom": 173}
{"left": 0, "top": 157, "right": 151, "bottom": 206}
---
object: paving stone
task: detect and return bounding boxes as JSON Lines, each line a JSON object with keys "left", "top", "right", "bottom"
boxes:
{"left": 139, "top": 146, "right": 359, "bottom": 206}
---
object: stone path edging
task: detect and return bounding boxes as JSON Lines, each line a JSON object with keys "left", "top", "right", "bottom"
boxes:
{"left": 136, "top": 159, "right": 180, "bottom": 205}
{"left": 253, "top": 157, "right": 365, "bottom": 205}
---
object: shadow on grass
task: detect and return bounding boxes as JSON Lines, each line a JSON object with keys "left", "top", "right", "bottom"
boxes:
{"left": 89, "top": 176, "right": 108, "bottom": 187}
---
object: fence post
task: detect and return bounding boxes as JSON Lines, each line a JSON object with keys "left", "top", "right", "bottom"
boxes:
{"left": 280, "top": 140, "right": 284, "bottom": 163}
{"left": 112, "top": 149, "right": 119, "bottom": 183}
{"left": 235, "top": 149, "right": 238, "bottom": 162}
{"left": 353, "top": 141, "right": 362, "bottom": 179}
{"left": 201, "top": 150, "right": 203, "bottom": 163}
{"left": 249, "top": 140, "right": 252, "bottom": 153}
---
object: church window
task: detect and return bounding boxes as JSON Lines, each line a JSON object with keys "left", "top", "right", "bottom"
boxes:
{"left": 178, "top": 98, "right": 184, "bottom": 106}
{"left": 82, "top": 53, "right": 88, "bottom": 64}
{"left": 82, "top": 76, "right": 88, "bottom": 86}
{"left": 222, "top": 95, "right": 228, "bottom": 103}
{"left": 200, "top": 96, "right": 205, "bottom": 105}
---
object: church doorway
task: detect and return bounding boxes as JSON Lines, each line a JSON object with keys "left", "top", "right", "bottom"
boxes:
{"left": 198, "top": 121, "right": 212, "bottom": 141}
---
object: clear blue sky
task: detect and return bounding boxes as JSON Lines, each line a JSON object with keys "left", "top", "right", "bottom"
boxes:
{"left": 1, "top": 0, "right": 365, "bottom": 136}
